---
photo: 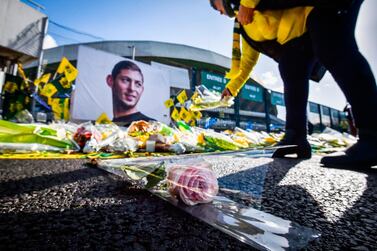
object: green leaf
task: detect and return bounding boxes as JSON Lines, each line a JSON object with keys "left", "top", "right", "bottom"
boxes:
{"left": 145, "top": 162, "right": 166, "bottom": 189}
{"left": 176, "top": 121, "right": 192, "bottom": 132}
{"left": 121, "top": 165, "right": 153, "bottom": 180}
{"left": 35, "top": 126, "right": 58, "bottom": 136}
{"left": 121, "top": 162, "right": 166, "bottom": 189}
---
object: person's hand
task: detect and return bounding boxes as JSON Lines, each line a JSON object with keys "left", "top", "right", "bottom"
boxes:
{"left": 221, "top": 88, "right": 233, "bottom": 100}
{"left": 237, "top": 5, "right": 255, "bottom": 26}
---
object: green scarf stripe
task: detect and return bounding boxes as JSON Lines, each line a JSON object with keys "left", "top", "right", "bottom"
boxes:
{"left": 232, "top": 49, "right": 241, "bottom": 59}
{"left": 232, "top": 20, "right": 241, "bottom": 60}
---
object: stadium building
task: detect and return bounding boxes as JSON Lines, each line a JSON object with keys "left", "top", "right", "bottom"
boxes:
{"left": 25, "top": 40, "right": 345, "bottom": 132}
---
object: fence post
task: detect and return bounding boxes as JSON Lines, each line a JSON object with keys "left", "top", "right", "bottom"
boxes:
{"left": 263, "top": 89, "right": 271, "bottom": 132}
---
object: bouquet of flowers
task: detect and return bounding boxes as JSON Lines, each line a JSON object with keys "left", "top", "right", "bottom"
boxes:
{"left": 0, "top": 119, "right": 78, "bottom": 152}
{"left": 190, "top": 85, "right": 234, "bottom": 111}
{"left": 97, "top": 158, "right": 219, "bottom": 206}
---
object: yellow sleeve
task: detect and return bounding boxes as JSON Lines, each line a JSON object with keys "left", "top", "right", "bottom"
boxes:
{"left": 225, "top": 38, "right": 260, "bottom": 97}
{"left": 240, "top": 0, "right": 261, "bottom": 9}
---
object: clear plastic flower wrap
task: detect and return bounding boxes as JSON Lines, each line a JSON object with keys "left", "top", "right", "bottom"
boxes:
{"left": 200, "top": 129, "right": 245, "bottom": 151}
{"left": 174, "top": 122, "right": 205, "bottom": 153}
{"left": 314, "top": 127, "right": 357, "bottom": 147}
{"left": 97, "top": 156, "right": 320, "bottom": 250}
{"left": 14, "top": 109, "right": 34, "bottom": 123}
{"left": 166, "top": 161, "right": 219, "bottom": 206}
{"left": 73, "top": 122, "right": 138, "bottom": 153}
{"left": 126, "top": 120, "right": 177, "bottom": 152}
{"left": 190, "top": 85, "right": 234, "bottom": 111}
{"left": 0, "top": 119, "right": 78, "bottom": 152}
{"left": 97, "top": 158, "right": 219, "bottom": 206}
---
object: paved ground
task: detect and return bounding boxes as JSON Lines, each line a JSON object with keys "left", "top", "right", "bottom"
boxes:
{"left": 0, "top": 156, "right": 376, "bottom": 250}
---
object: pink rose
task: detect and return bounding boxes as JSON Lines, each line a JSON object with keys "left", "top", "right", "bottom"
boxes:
{"left": 167, "top": 163, "right": 219, "bottom": 206}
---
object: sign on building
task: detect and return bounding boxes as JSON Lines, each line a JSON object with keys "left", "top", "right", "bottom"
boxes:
{"left": 240, "top": 80, "right": 263, "bottom": 102}
{"left": 271, "top": 91, "right": 285, "bottom": 106}
{"left": 200, "top": 71, "right": 228, "bottom": 92}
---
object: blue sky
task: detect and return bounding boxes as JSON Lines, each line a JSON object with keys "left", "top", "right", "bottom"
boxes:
{"left": 24, "top": 0, "right": 377, "bottom": 110}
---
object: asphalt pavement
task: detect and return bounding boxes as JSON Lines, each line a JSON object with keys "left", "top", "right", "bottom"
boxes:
{"left": 0, "top": 156, "right": 376, "bottom": 250}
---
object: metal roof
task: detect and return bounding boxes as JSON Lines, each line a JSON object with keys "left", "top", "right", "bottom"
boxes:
{"left": 28, "top": 40, "right": 231, "bottom": 71}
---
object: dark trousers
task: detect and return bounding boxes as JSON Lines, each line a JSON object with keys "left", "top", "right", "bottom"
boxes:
{"left": 278, "top": 0, "right": 377, "bottom": 136}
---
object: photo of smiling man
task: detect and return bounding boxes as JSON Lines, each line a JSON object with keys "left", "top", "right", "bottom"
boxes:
{"left": 106, "top": 60, "right": 155, "bottom": 125}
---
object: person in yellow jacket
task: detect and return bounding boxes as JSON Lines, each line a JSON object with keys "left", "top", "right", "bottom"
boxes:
{"left": 210, "top": 0, "right": 377, "bottom": 169}
{"left": 212, "top": 1, "right": 314, "bottom": 96}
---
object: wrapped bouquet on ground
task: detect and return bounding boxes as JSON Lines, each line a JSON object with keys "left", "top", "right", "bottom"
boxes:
{"left": 0, "top": 117, "right": 356, "bottom": 156}
{"left": 97, "top": 158, "right": 219, "bottom": 206}
{"left": 0, "top": 120, "right": 78, "bottom": 153}
{"left": 127, "top": 120, "right": 177, "bottom": 152}
{"left": 166, "top": 161, "right": 219, "bottom": 206}
{"left": 190, "top": 85, "right": 234, "bottom": 111}
{"left": 199, "top": 129, "right": 245, "bottom": 151}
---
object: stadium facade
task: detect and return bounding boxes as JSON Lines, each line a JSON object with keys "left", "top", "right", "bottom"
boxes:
{"left": 26, "top": 40, "right": 344, "bottom": 132}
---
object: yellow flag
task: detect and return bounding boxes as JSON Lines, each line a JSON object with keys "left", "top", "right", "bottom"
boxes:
{"left": 50, "top": 98, "right": 63, "bottom": 120}
{"left": 171, "top": 107, "right": 180, "bottom": 121}
{"left": 50, "top": 98, "right": 61, "bottom": 109}
{"left": 57, "top": 57, "right": 78, "bottom": 82}
{"left": 59, "top": 76, "right": 72, "bottom": 89}
{"left": 63, "top": 98, "right": 70, "bottom": 121}
{"left": 192, "top": 110, "right": 202, "bottom": 120}
{"left": 190, "top": 120, "right": 196, "bottom": 127}
{"left": 179, "top": 107, "right": 191, "bottom": 123}
{"left": 40, "top": 83, "right": 58, "bottom": 98}
{"left": 96, "top": 112, "right": 112, "bottom": 124}
{"left": 183, "top": 111, "right": 192, "bottom": 124}
{"left": 191, "top": 91, "right": 199, "bottom": 101}
{"left": 177, "top": 90, "right": 188, "bottom": 104}
{"left": 3, "top": 82, "right": 18, "bottom": 93}
{"left": 164, "top": 98, "right": 174, "bottom": 109}
{"left": 17, "top": 64, "right": 27, "bottom": 81}
{"left": 34, "top": 73, "right": 51, "bottom": 87}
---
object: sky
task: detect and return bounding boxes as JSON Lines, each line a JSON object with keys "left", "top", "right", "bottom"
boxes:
{"left": 24, "top": 0, "right": 377, "bottom": 110}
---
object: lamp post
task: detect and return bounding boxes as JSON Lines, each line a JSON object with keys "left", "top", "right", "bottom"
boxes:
{"left": 31, "top": 17, "right": 48, "bottom": 119}
{"left": 128, "top": 45, "right": 136, "bottom": 60}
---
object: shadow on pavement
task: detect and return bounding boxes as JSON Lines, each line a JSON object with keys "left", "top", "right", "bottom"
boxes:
{"left": 217, "top": 158, "right": 326, "bottom": 224}
{"left": 0, "top": 167, "right": 102, "bottom": 199}
{"left": 260, "top": 158, "right": 377, "bottom": 249}
{"left": 0, "top": 160, "right": 255, "bottom": 251}
{"left": 218, "top": 162, "right": 271, "bottom": 200}
{"left": 312, "top": 169, "right": 377, "bottom": 248}
{"left": 260, "top": 158, "right": 326, "bottom": 224}
{"left": 1, "top": 158, "right": 376, "bottom": 249}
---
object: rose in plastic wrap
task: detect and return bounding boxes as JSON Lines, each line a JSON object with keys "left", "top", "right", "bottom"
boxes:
{"left": 167, "top": 162, "right": 219, "bottom": 206}
{"left": 73, "top": 127, "right": 92, "bottom": 148}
